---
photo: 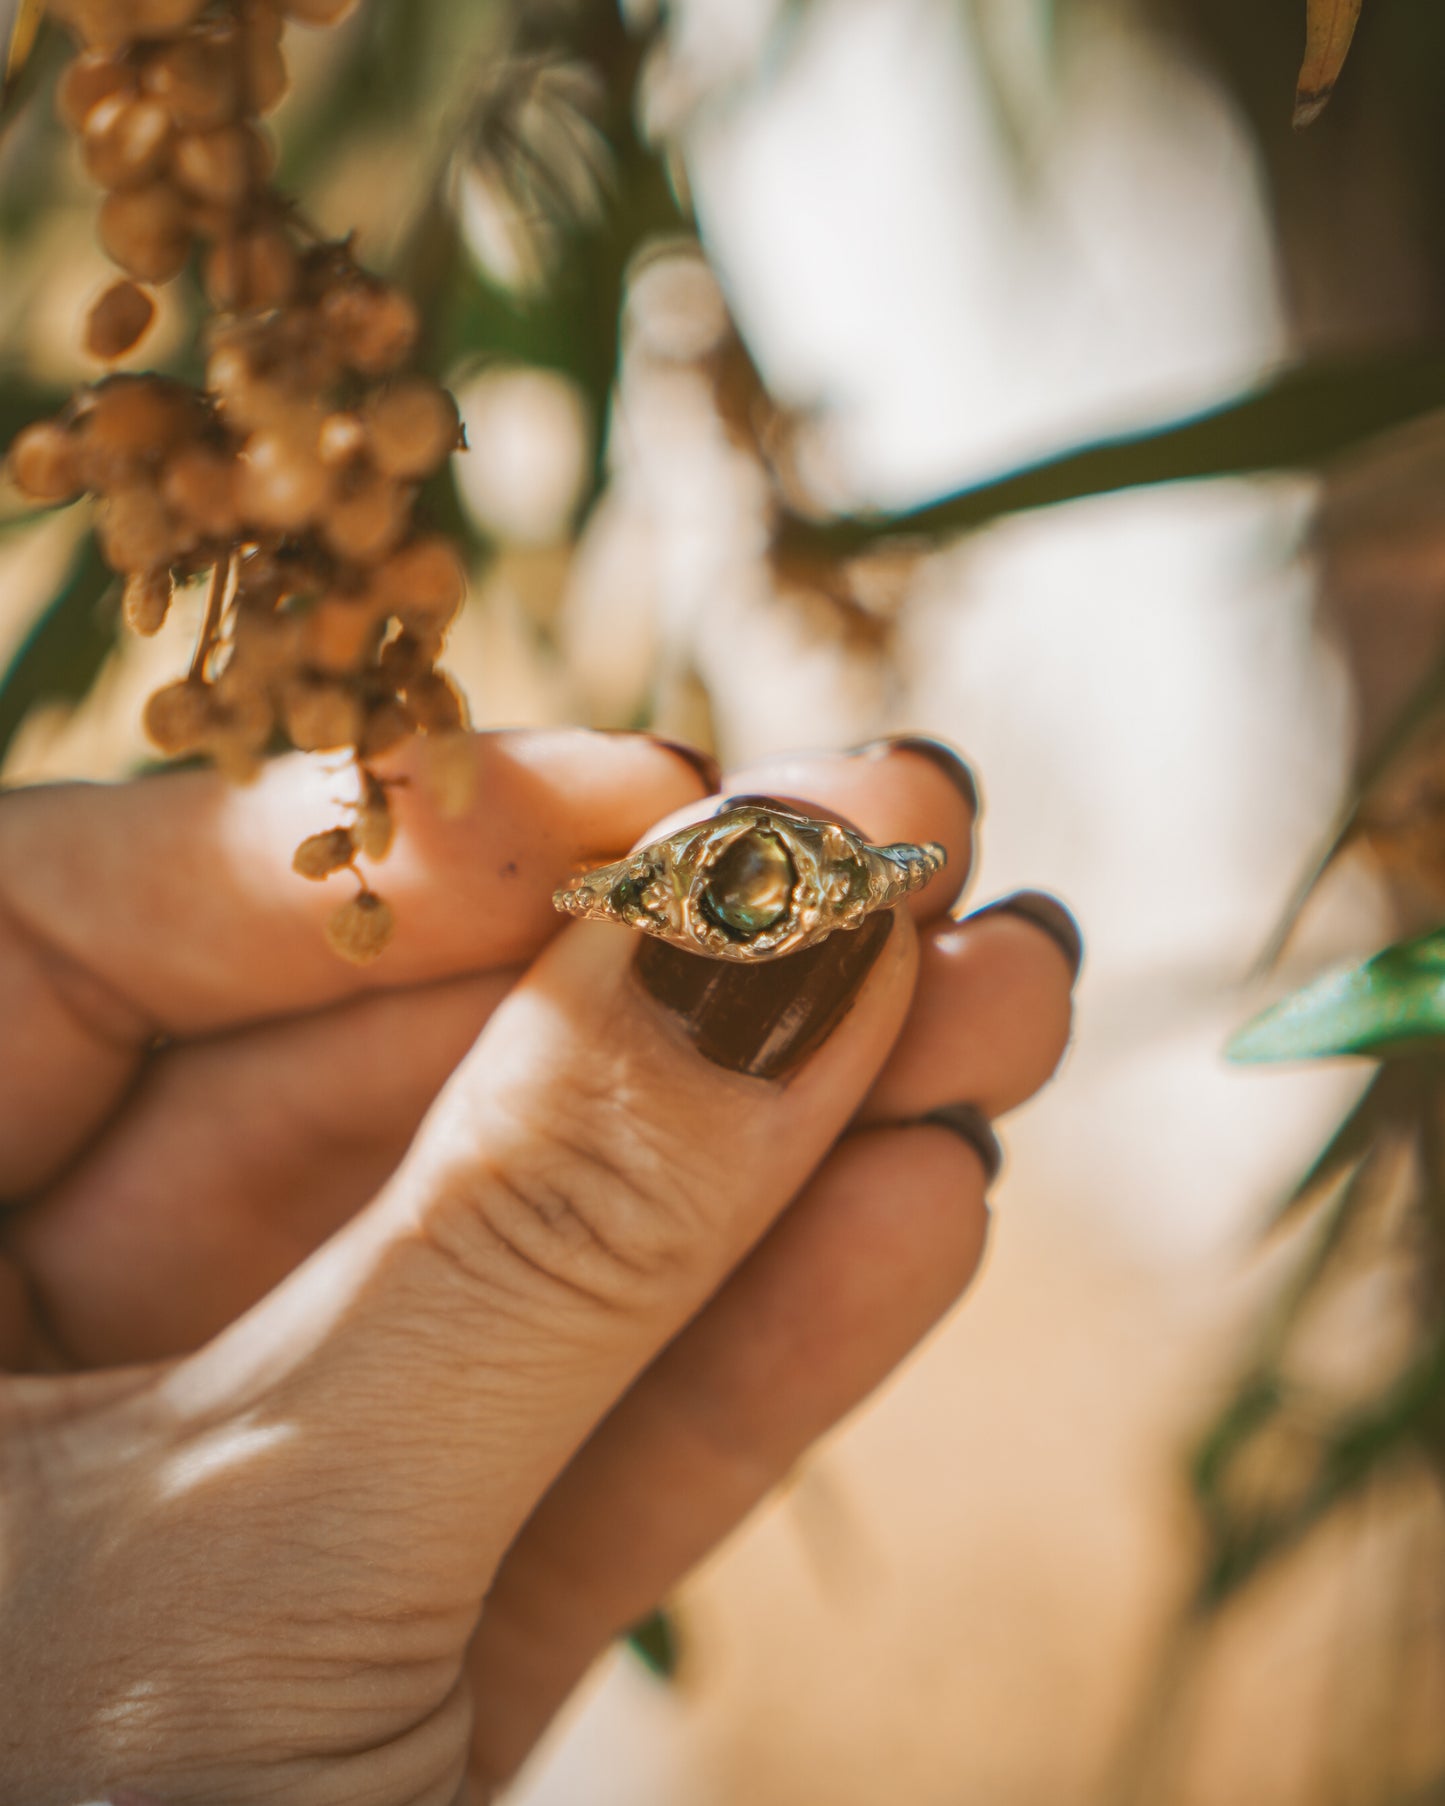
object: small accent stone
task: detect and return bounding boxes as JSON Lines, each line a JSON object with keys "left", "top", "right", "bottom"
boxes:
{"left": 703, "top": 830, "right": 796, "bottom": 936}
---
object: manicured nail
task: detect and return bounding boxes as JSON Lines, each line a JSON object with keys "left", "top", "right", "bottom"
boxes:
{"left": 635, "top": 910, "right": 894, "bottom": 1080}
{"left": 920, "top": 1103, "right": 1004, "bottom": 1183}
{"left": 853, "top": 735, "right": 981, "bottom": 818}
{"left": 647, "top": 735, "right": 722, "bottom": 794}
{"left": 967, "top": 889, "right": 1083, "bottom": 983}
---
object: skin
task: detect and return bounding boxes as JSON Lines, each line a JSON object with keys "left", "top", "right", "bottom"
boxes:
{"left": 0, "top": 729, "right": 1075, "bottom": 1806}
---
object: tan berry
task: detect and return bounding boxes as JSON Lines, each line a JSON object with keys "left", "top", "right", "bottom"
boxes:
{"left": 404, "top": 669, "right": 467, "bottom": 734}
{"left": 140, "top": 33, "right": 241, "bottom": 133}
{"left": 81, "top": 93, "right": 172, "bottom": 191}
{"left": 317, "top": 411, "right": 366, "bottom": 467}
{"left": 172, "top": 126, "right": 255, "bottom": 207}
{"left": 238, "top": 427, "right": 331, "bottom": 531}
{"left": 97, "top": 484, "right": 177, "bottom": 571}
{"left": 98, "top": 182, "right": 191, "bottom": 284}
{"left": 162, "top": 444, "right": 239, "bottom": 538}
{"left": 358, "top": 698, "right": 412, "bottom": 760}
{"left": 85, "top": 280, "right": 156, "bottom": 361}
{"left": 204, "top": 226, "right": 298, "bottom": 312}
{"left": 8, "top": 421, "right": 81, "bottom": 504}
{"left": 374, "top": 535, "right": 468, "bottom": 625}
{"left": 321, "top": 470, "right": 411, "bottom": 564}
{"left": 320, "top": 280, "right": 418, "bottom": 376}
{"left": 299, "top": 596, "right": 380, "bottom": 673}
{"left": 122, "top": 568, "right": 173, "bottom": 635}
{"left": 294, "top": 825, "right": 358, "bottom": 879}
{"left": 57, "top": 53, "right": 137, "bottom": 133}
{"left": 78, "top": 376, "right": 195, "bottom": 486}
{"left": 325, "top": 890, "right": 395, "bottom": 964}
{"left": 143, "top": 677, "right": 212, "bottom": 753}
{"left": 364, "top": 379, "right": 459, "bottom": 481}
{"left": 242, "top": 5, "right": 289, "bottom": 114}
{"left": 282, "top": 676, "right": 363, "bottom": 751}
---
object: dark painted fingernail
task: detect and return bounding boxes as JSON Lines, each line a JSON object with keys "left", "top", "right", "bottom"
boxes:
{"left": 610, "top": 731, "right": 721, "bottom": 794}
{"left": 920, "top": 1103, "right": 1003, "bottom": 1183}
{"left": 635, "top": 911, "right": 894, "bottom": 1080}
{"left": 968, "top": 889, "right": 1083, "bottom": 983}
{"left": 853, "top": 735, "right": 981, "bottom": 818}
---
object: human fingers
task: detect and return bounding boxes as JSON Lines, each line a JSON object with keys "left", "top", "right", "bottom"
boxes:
{"left": 864, "top": 890, "right": 1081, "bottom": 1124}
{"left": 6, "top": 969, "right": 513, "bottom": 1368}
{"left": 463, "top": 1121, "right": 994, "bottom": 1789}
{"left": 161, "top": 868, "right": 923, "bottom": 1611}
{"left": 454, "top": 899, "right": 1078, "bottom": 1777}
{"left": 0, "top": 728, "right": 711, "bottom": 1195}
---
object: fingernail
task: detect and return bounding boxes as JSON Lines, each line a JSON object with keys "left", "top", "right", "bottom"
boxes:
{"left": 919, "top": 1103, "right": 1003, "bottom": 1183}
{"left": 648, "top": 736, "right": 722, "bottom": 794}
{"left": 967, "top": 889, "right": 1083, "bottom": 983}
{"left": 853, "top": 735, "right": 981, "bottom": 818}
{"left": 635, "top": 910, "right": 894, "bottom": 1080}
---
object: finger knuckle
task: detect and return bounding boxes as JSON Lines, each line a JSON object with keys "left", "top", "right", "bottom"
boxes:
{"left": 424, "top": 1081, "right": 708, "bottom": 1313}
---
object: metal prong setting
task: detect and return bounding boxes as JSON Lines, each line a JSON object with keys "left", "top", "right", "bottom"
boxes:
{"left": 553, "top": 803, "right": 946, "bottom": 962}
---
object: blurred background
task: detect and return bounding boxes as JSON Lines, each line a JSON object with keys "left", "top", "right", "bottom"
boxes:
{"left": 5, "top": 0, "right": 1445, "bottom": 1800}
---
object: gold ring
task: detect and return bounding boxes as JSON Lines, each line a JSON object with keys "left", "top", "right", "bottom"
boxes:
{"left": 553, "top": 802, "right": 946, "bottom": 961}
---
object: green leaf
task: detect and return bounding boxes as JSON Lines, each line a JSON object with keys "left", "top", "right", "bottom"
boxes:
{"left": 774, "top": 344, "right": 1445, "bottom": 560}
{"left": 624, "top": 1608, "right": 681, "bottom": 1681}
{"left": 0, "top": 529, "right": 118, "bottom": 768}
{"left": 1229, "top": 929, "right": 1445, "bottom": 1064}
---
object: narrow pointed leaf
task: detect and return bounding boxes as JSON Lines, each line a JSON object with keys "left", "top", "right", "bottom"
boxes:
{"left": 775, "top": 345, "right": 1445, "bottom": 562}
{"left": 1261, "top": 1066, "right": 1390, "bottom": 1236}
{"left": 1230, "top": 929, "right": 1445, "bottom": 1064}
{"left": 1294, "top": 0, "right": 1364, "bottom": 129}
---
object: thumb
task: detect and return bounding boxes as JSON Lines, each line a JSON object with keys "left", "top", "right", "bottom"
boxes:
{"left": 165, "top": 876, "right": 917, "bottom": 1589}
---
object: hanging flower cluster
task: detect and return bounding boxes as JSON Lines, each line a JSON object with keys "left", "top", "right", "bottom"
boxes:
{"left": 7, "top": 0, "right": 472, "bottom": 962}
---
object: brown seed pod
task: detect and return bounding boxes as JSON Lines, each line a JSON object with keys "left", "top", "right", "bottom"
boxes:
{"left": 238, "top": 425, "right": 331, "bottom": 530}
{"left": 242, "top": 3, "right": 289, "bottom": 114}
{"left": 321, "top": 470, "right": 412, "bottom": 564}
{"left": 293, "top": 824, "right": 356, "bottom": 879}
{"left": 122, "top": 567, "right": 173, "bottom": 635}
{"left": 161, "top": 443, "right": 240, "bottom": 537}
{"left": 357, "top": 698, "right": 412, "bottom": 760}
{"left": 320, "top": 279, "right": 419, "bottom": 376}
{"left": 172, "top": 125, "right": 257, "bottom": 207}
{"left": 97, "top": 484, "right": 179, "bottom": 571}
{"left": 317, "top": 410, "right": 367, "bottom": 467}
{"left": 298, "top": 595, "right": 380, "bottom": 673}
{"left": 77, "top": 376, "right": 196, "bottom": 486}
{"left": 143, "top": 676, "right": 212, "bottom": 753}
{"left": 85, "top": 279, "right": 157, "bottom": 360}
{"left": 373, "top": 535, "right": 468, "bottom": 627}
{"left": 57, "top": 53, "right": 138, "bottom": 133}
{"left": 81, "top": 92, "right": 172, "bottom": 191}
{"left": 140, "top": 30, "right": 242, "bottom": 132}
{"left": 325, "top": 889, "right": 395, "bottom": 964}
{"left": 204, "top": 225, "right": 299, "bottom": 312}
{"left": 403, "top": 669, "right": 467, "bottom": 735}
{"left": 281, "top": 675, "right": 364, "bottom": 751}
{"left": 363, "top": 379, "right": 460, "bottom": 481}
{"left": 98, "top": 181, "right": 191, "bottom": 283}
{"left": 7, "top": 421, "right": 82, "bottom": 504}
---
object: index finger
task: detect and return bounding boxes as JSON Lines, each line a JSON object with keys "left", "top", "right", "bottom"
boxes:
{"left": 0, "top": 729, "right": 711, "bottom": 1196}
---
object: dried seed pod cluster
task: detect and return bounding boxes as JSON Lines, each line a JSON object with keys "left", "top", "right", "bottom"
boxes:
{"left": 7, "top": 0, "right": 473, "bottom": 964}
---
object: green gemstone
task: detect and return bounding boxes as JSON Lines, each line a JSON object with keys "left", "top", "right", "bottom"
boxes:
{"left": 702, "top": 830, "right": 796, "bottom": 936}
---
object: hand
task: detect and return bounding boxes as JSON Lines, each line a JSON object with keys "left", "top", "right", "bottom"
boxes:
{"left": 0, "top": 729, "right": 1077, "bottom": 1805}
